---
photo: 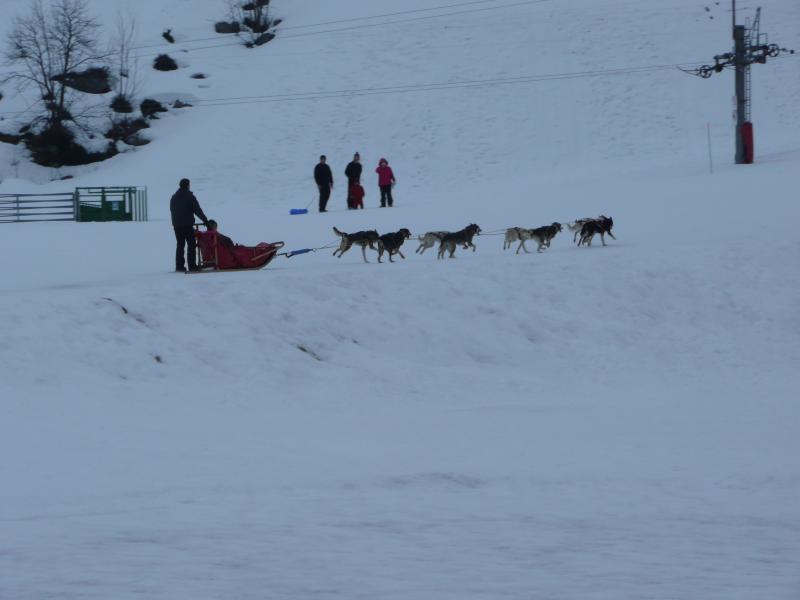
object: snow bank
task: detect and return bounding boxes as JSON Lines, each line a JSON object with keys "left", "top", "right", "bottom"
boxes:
{"left": 0, "top": 0, "right": 798, "bottom": 598}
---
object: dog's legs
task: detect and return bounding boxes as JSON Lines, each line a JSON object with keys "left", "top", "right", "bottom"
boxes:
{"left": 600, "top": 232, "right": 607, "bottom": 246}
{"left": 607, "top": 231, "right": 616, "bottom": 240}
{"left": 397, "top": 249, "right": 405, "bottom": 260}
{"left": 361, "top": 245, "right": 370, "bottom": 263}
{"left": 337, "top": 241, "right": 352, "bottom": 258}
{"left": 516, "top": 240, "right": 528, "bottom": 254}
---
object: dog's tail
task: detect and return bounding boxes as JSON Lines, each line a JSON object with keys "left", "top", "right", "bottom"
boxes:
{"left": 332, "top": 226, "right": 345, "bottom": 238}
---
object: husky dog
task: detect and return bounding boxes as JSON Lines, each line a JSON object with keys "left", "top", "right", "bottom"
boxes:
{"left": 377, "top": 228, "right": 412, "bottom": 263}
{"left": 577, "top": 216, "right": 615, "bottom": 247}
{"left": 567, "top": 218, "right": 596, "bottom": 243}
{"left": 530, "top": 222, "right": 562, "bottom": 252}
{"left": 437, "top": 224, "right": 481, "bottom": 259}
{"left": 505, "top": 222, "right": 562, "bottom": 254}
{"left": 504, "top": 227, "right": 535, "bottom": 254}
{"left": 332, "top": 226, "right": 380, "bottom": 262}
{"left": 416, "top": 231, "right": 449, "bottom": 254}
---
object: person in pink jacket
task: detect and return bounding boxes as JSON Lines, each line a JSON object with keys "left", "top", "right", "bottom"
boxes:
{"left": 375, "top": 157, "right": 396, "bottom": 207}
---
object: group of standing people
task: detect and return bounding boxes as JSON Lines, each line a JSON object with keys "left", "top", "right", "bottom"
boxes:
{"left": 314, "top": 153, "right": 396, "bottom": 213}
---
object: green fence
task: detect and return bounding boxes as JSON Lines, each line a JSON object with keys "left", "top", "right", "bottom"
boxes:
{"left": 75, "top": 187, "right": 148, "bottom": 222}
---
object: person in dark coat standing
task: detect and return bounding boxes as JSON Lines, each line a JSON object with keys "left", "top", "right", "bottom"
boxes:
{"left": 170, "top": 178, "right": 209, "bottom": 272}
{"left": 314, "top": 155, "right": 334, "bottom": 212}
{"left": 375, "top": 158, "right": 396, "bottom": 207}
{"left": 344, "top": 152, "right": 362, "bottom": 209}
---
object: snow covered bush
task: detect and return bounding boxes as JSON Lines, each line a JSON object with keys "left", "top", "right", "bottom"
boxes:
{"left": 221, "top": 0, "right": 279, "bottom": 47}
{"left": 140, "top": 98, "right": 168, "bottom": 119}
{"left": 105, "top": 116, "right": 149, "bottom": 147}
{"left": 110, "top": 94, "right": 133, "bottom": 114}
{"left": 153, "top": 54, "right": 178, "bottom": 71}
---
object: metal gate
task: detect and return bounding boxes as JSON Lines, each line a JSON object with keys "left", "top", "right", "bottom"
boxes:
{"left": 74, "top": 187, "right": 148, "bottom": 222}
{"left": 0, "top": 192, "right": 76, "bottom": 223}
{"left": 0, "top": 187, "right": 148, "bottom": 223}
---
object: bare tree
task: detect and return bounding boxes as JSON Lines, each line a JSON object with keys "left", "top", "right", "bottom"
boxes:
{"left": 3, "top": 0, "right": 103, "bottom": 132}
{"left": 109, "top": 10, "right": 139, "bottom": 113}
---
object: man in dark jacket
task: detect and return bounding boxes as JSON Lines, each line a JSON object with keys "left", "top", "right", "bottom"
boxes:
{"left": 344, "top": 152, "right": 362, "bottom": 209}
{"left": 170, "top": 178, "right": 209, "bottom": 272}
{"left": 313, "top": 155, "right": 334, "bottom": 212}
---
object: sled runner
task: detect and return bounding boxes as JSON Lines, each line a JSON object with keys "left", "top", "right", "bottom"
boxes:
{"left": 194, "top": 225, "right": 284, "bottom": 272}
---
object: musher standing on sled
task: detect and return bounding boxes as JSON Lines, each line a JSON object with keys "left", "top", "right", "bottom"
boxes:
{"left": 170, "top": 178, "right": 209, "bottom": 272}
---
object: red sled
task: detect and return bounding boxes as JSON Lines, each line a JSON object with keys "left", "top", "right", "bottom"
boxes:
{"left": 194, "top": 227, "right": 284, "bottom": 272}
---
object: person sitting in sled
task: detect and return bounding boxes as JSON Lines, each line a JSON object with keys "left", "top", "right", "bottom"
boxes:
{"left": 206, "top": 220, "right": 234, "bottom": 248}
{"left": 197, "top": 220, "right": 280, "bottom": 270}
{"left": 348, "top": 181, "right": 365, "bottom": 210}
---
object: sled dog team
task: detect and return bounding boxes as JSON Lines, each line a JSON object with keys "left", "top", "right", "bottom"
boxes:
{"left": 332, "top": 216, "right": 615, "bottom": 263}
{"left": 171, "top": 177, "right": 615, "bottom": 270}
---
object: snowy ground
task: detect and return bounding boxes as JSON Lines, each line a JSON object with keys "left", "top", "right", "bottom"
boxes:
{"left": 1, "top": 0, "right": 799, "bottom": 598}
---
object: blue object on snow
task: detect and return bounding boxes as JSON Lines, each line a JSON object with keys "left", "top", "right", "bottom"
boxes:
{"left": 289, "top": 208, "right": 308, "bottom": 215}
{"left": 286, "top": 248, "right": 313, "bottom": 258}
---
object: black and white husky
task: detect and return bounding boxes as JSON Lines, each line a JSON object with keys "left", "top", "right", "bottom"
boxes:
{"left": 504, "top": 222, "right": 562, "bottom": 254}
{"left": 577, "top": 216, "right": 615, "bottom": 247}
{"left": 568, "top": 216, "right": 615, "bottom": 246}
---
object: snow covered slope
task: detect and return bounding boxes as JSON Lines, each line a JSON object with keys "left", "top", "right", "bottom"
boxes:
{"left": 0, "top": 1, "right": 798, "bottom": 598}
